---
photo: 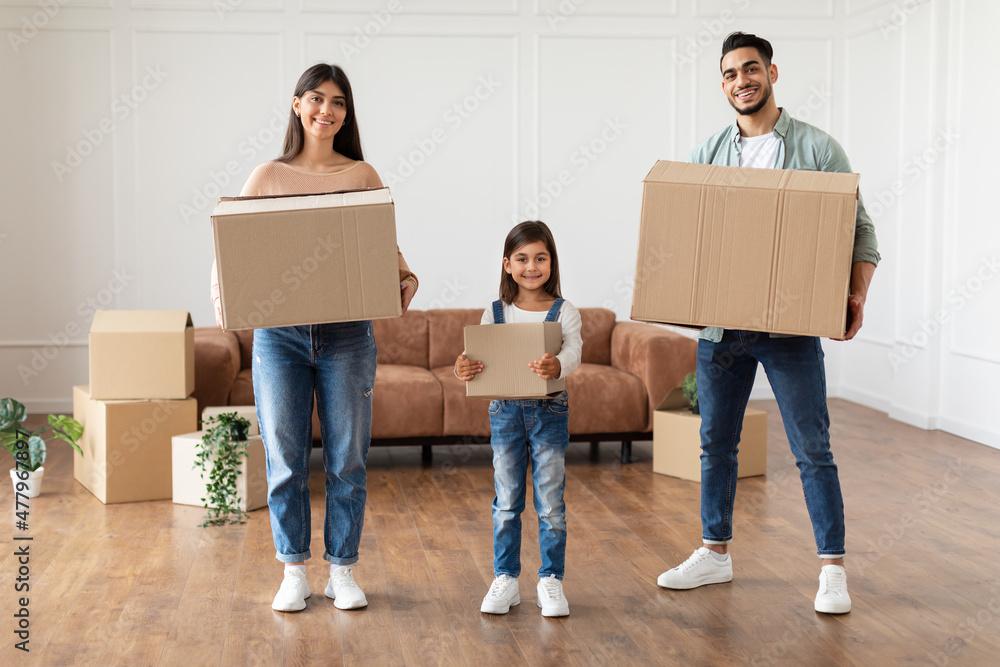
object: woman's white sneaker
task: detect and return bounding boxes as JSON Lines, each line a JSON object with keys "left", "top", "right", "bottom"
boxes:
{"left": 272, "top": 568, "right": 310, "bottom": 612}
{"left": 814, "top": 565, "right": 851, "bottom": 614}
{"left": 481, "top": 575, "right": 520, "bottom": 614}
{"left": 536, "top": 576, "right": 569, "bottom": 617}
{"left": 325, "top": 565, "right": 368, "bottom": 610}
{"left": 657, "top": 547, "right": 733, "bottom": 589}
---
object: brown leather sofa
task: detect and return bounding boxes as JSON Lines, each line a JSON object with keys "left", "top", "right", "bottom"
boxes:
{"left": 193, "top": 308, "right": 696, "bottom": 462}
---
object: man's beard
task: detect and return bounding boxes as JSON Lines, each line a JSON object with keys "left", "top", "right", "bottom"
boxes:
{"left": 729, "top": 83, "right": 772, "bottom": 116}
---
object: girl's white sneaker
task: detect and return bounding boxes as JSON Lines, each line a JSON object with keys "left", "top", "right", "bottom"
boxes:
{"left": 536, "top": 576, "right": 569, "bottom": 617}
{"left": 481, "top": 575, "right": 520, "bottom": 614}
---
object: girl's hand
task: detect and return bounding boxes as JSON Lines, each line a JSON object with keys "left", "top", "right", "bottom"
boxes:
{"left": 455, "top": 354, "right": 483, "bottom": 381}
{"left": 400, "top": 280, "right": 417, "bottom": 315}
{"left": 529, "top": 353, "right": 561, "bottom": 380}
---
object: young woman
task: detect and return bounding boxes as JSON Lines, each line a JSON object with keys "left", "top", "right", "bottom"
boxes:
{"left": 210, "top": 63, "right": 417, "bottom": 612}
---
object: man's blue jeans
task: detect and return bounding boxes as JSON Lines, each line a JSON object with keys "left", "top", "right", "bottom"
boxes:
{"left": 698, "top": 330, "right": 846, "bottom": 558}
{"left": 252, "top": 322, "right": 376, "bottom": 565}
{"left": 489, "top": 392, "right": 570, "bottom": 579}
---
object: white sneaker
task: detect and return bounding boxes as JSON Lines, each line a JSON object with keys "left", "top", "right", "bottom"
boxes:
{"left": 814, "top": 565, "right": 851, "bottom": 614}
{"left": 536, "top": 576, "right": 569, "bottom": 617}
{"left": 480, "top": 575, "right": 520, "bottom": 614}
{"left": 325, "top": 566, "right": 368, "bottom": 610}
{"left": 657, "top": 547, "right": 733, "bottom": 589}
{"left": 272, "top": 568, "right": 310, "bottom": 612}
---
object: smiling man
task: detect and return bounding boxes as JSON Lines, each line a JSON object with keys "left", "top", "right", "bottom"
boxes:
{"left": 655, "top": 32, "right": 879, "bottom": 615}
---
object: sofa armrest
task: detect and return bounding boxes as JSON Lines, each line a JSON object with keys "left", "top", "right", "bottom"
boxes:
{"left": 193, "top": 327, "right": 241, "bottom": 420}
{"left": 610, "top": 322, "right": 698, "bottom": 431}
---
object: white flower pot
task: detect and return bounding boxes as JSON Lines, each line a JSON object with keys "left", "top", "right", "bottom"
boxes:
{"left": 10, "top": 467, "right": 44, "bottom": 498}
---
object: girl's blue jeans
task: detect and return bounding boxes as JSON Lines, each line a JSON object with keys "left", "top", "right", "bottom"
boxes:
{"left": 252, "top": 321, "right": 376, "bottom": 565}
{"left": 488, "top": 391, "right": 570, "bottom": 579}
{"left": 697, "top": 330, "right": 846, "bottom": 558}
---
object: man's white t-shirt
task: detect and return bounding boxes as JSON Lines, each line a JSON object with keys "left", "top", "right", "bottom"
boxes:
{"left": 738, "top": 132, "right": 781, "bottom": 169}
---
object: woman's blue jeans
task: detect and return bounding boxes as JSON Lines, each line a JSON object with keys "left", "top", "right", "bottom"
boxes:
{"left": 252, "top": 322, "right": 376, "bottom": 565}
{"left": 489, "top": 392, "right": 570, "bottom": 579}
{"left": 698, "top": 330, "right": 846, "bottom": 558}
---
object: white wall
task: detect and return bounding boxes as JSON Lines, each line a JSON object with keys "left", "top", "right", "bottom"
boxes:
{"left": 1, "top": 0, "right": 996, "bottom": 448}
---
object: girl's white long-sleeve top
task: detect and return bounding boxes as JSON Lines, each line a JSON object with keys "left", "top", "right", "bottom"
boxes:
{"left": 478, "top": 300, "right": 583, "bottom": 379}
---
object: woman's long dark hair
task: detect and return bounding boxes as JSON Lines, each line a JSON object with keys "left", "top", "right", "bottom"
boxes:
{"left": 499, "top": 221, "right": 562, "bottom": 305}
{"left": 277, "top": 63, "right": 364, "bottom": 163}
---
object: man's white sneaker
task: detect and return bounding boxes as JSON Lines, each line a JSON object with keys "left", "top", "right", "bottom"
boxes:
{"left": 536, "top": 576, "right": 569, "bottom": 617}
{"left": 272, "top": 568, "right": 310, "bottom": 612}
{"left": 325, "top": 566, "right": 368, "bottom": 610}
{"left": 480, "top": 575, "right": 520, "bottom": 614}
{"left": 814, "top": 564, "right": 851, "bottom": 614}
{"left": 657, "top": 547, "right": 733, "bottom": 590}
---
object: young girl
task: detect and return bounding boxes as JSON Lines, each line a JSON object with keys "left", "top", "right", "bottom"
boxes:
{"left": 455, "top": 221, "right": 583, "bottom": 617}
{"left": 211, "top": 63, "right": 418, "bottom": 612}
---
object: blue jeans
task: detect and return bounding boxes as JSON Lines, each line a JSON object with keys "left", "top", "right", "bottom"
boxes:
{"left": 489, "top": 392, "right": 570, "bottom": 579}
{"left": 698, "top": 330, "right": 845, "bottom": 558}
{"left": 252, "top": 322, "right": 376, "bottom": 565}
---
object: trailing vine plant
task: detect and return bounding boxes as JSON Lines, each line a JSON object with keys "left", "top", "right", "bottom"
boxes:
{"left": 195, "top": 412, "right": 251, "bottom": 526}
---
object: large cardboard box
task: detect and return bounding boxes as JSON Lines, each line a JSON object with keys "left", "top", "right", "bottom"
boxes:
{"left": 212, "top": 188, "right": 402, "bottom": 330}
{"left": 464, "top": 322, "right": 565, "bottom": 399}
{"left": 89, "top": 310, "right": 194, "bottom": 400}
{"left": 652, "top": 388, "right": 767, "bottom": 482}
{"left": 631, "top": 161, "right": 859, "bottom": 338}
{"left": 73, "top": 385, "right": 198, "bottom": 504}
{"left": 171, "top": 431, "right": 267, "bottom": 511}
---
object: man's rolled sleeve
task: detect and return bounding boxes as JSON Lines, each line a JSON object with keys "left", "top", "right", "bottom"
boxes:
{"left": 824, "top": 136, "right": 880, "bottom": 267}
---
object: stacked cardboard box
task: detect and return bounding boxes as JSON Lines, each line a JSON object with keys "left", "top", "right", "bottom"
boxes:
{"left": 73, "top": 311, "right": 197, "bottom": 504}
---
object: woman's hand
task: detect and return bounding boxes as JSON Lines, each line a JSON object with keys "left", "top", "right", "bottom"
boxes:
{"left": 400, "top": 279, "right": 417, "bottom": 315}
{"left": 455, "top": 354, "right": 483, "bottom": 381}
{"left": 529, "top": 353, "right": 561, "bottom": 380}
{"left": 213, "top": 297, "right": 224, "bottom": 329}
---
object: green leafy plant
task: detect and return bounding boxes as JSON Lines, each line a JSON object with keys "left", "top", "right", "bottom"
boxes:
{"left": 0, "top": 398, "right": 83, "bottom": 473}
{"left": 681, "top": 372, "right": 699, "bottom": 414}
{"left": 195, "top": 412, "right": 251, "bottom": 526}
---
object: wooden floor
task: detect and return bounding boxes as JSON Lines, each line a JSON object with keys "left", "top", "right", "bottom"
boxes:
{"left": 2, "top": 398, "right": 999, "bottom": 666}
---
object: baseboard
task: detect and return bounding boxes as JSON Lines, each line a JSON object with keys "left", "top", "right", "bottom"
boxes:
{"left": 938, "top": 418, "right": 1000, "bottom": 451}
{"left": 25, "top": 400, "right": 74, "bottom": 415}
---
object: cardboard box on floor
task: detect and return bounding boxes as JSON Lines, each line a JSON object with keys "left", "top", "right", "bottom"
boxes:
{"left": 89, "top": 310, "right": 194, "bottom": 400}
{"left": 631, "top": 161, "right": 859, "bottom": 339}
{"left": 653, "top": 387, "right": 767, "bottom": 482}
{"left": 212, "top": 187, "right": 402, "bottom": 330}
{"left": 464, "top": 322, "right": 565, "bottom": 399}
{"left": 171, "top": 432, "right": 267, "bottom": 512}
{"left": 73, "top": 385, "right": 198, "bottom": 504}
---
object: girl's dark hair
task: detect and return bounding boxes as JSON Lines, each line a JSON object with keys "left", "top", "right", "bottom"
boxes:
{"left": 277, "top": 63, "right": 364, "bottom": 163}
{"left": 720, "top": 31, "right": 774, "bottom": 69}
{"left": 499, "top": 221, "right": 562, "bottom": 304}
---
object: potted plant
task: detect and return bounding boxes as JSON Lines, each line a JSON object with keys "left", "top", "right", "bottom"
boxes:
{"left": 1, "top": 398, "right": 83, "bottom": 498}
{"left": 195, "top": 412, "right": 252, "bottom": 526}
{"left": 681, "top": 372, "right": 699, "bottom": 415}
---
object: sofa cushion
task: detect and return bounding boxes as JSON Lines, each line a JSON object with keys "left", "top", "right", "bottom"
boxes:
{"left": 374, "top": 310, "right": 429, "bottom": 368}
{"left": 579, "top": 308, "right": 615, "bottom": 366}
{"left": 565, "top": 363, "right": 647, "bottom": 434}
{"left": 235, "top": 330, "right": 254, "bottom": 371}
{"left": 427, "top": 309, "right": 485, "bottom": 370}
{"left": 231, "top": 368, "right": 254, "bottom": 406}
{"left": 432, "top": 366, "right": 491, "bottom": 439}
{"left": 372, "top": 365, "right": 443, "bottom": 439}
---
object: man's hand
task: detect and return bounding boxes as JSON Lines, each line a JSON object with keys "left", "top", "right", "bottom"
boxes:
{"left": 455, "top": 354, "right": 483, "bottom": 381}
{"left": 841, "top": 293, "right": 865, "bottom": 341}
{"left": 213, "top": 297, "right": 224, "bottom": 330}
{"left": 836, "top": 261, "right": 875, "bottom": 341}
{"left": 529, "top": 353, "right": 561, "bottom": 380}
{"left": 400, "top": 280, "right": 417, "bottom": 315}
